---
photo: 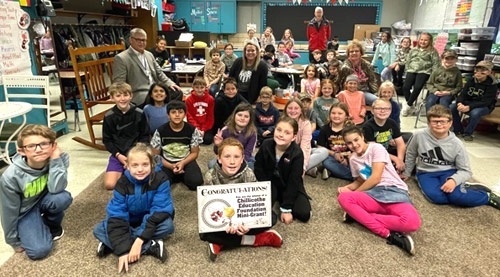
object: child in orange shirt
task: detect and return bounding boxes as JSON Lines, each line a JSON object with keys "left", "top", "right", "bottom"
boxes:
{"left": 337, "top": 75, "right": 366, "bottom": 125}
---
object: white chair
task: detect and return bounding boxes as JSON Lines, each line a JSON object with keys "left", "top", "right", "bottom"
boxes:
{"left": 1, "top": 75, "right": 68, "bottom": 162}
{"left": 2, "top": 75, "right": 51, "bottom": 126}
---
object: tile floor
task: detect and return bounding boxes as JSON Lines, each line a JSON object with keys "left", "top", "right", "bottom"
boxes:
{"left": 0, "top": 87, "right": 499, "bottom": 266}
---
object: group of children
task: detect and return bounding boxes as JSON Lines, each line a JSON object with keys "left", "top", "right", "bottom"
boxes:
{"left": 1, "top": 30, "right": 499, "bottom": 271}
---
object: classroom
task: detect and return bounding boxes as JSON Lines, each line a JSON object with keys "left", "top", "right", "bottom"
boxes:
{"left": 0, "top": 0, "right": 500, "bottom": 275}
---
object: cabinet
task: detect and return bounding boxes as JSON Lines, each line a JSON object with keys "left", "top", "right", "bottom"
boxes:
{"left": 165, "top": 46, "right": 208, "bottom": 62}
{"left": 174, "top": 1, "right": 236, "bottom": 34}
{"left": 457, "top": 39, "right": 493, "bottom": 73}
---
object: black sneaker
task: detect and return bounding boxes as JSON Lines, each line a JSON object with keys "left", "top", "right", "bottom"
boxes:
{"left": 386, "top": 231, "right": 415, "bottom": 255}
{"left": 342, "top": 212, "right": 356, "bottom": 224}
{"left": 464, "top": 182, "right": 492, "bottom": 193}
{"left": 52, "top": 228, "right": 64, "bottom": 241}
{"left": 488, "top": 192, "right": 500, "bottom": 210}
{"left": 145, "top": 239, "right": 167, "bottom": 263}
{"left": 96, "top": 241, "right": 112, "bottom": 258}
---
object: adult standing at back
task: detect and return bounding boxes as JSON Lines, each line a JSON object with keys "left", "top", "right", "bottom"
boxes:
{"left": 112, "top": 28, "right": 182, "bottom": 106}
{"left": 229, "top": 42, "right": 268, "bottom": 104}
{"left": 338, "top": 40, "right": 379, "bottom": 106}
{"left": 307, "top": 7, "right": 331, "bottom": 63}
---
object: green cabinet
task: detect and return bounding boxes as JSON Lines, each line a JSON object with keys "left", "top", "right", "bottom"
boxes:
{"left": 174, "top": 0, "right": 236, "bottom": 33}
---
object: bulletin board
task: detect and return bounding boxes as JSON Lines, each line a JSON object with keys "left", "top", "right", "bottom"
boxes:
{"left": 263, "top": 2, "right": 381, "bottom": 42}
{"left": 0, "top": 1, "right": 33, "bottom": 84}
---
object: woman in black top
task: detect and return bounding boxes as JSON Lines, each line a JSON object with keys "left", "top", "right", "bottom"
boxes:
{"left": 229, "top": 42, "right": 268, "bottom": 104}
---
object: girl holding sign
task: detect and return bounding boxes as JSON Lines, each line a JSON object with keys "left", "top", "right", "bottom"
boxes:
{"left": 255, "top": 117, "right": 312, "bottom": 224}
{"left": 201, "top": 138, "right": 282, "bottom": 262}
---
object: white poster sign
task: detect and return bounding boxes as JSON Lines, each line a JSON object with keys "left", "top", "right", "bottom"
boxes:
{"left": 197, "top": 182, "right": 272, "bottom": 233}
{"left": 0, "top": 1, "right": 32, "bottom": 85}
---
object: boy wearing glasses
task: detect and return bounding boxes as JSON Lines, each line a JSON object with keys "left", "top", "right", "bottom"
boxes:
{"left": 255, "top": 87, "right": 280, "bottom": 146}
{"left": 362, "top": 99, "right": 406, "bottom": 173}
{"left": 450, "top": 60, "right": 497, "bottom": 141}
{"left": 402, "top": 104, "right": 500, "bottom": 209}
{"left": 0, "top": 124, "right": 73, "bottom": 260}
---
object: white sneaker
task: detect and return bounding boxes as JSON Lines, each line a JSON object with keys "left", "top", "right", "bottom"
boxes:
{"left": 401, "top": 102, "right": 411, "bottom": 117}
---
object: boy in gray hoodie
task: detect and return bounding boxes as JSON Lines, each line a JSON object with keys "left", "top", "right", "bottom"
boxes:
{"left": 0, "top": 125, "right": 72, "bottom": 260}
{"left": 402, "top": 105, "right": 500, "bottom": 208}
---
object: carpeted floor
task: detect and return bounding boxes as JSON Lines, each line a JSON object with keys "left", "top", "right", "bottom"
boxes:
{"left": 1, "top": 145, "right": 500, "bottom": 276}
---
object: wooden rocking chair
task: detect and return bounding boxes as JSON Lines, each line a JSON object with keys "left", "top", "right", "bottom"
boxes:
{"left": 68, "top": 40, "right": 125, "bottom": 150}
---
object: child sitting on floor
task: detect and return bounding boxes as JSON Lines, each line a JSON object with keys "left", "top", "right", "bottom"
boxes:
{"left": 377, "top": 81, "right": 401, "bottom": 127}
{"left": 201, "top": 138, "right": 282, "bottom": 262}
{"left": 337, "top": 75, "right": 366, "bottom": 125}
{"left": 255, "top": 87, "right": 280, "bottom": 146}
{"left": 103, "top": 82, "right": 149, "bottom": 190}
{"left": 255, "top": 117, "right": 312, "bottom": 223}
{"left": 313, "top": 79, "right": 339, "bottom": 128}
{"left": 318, "top": 102, "right": 353, "bottom": 181}
{"left": 152, "top": 100, "right": 204, "bottom": 190}
{"left": 0, "top": 124, "right": 72, "bottom": 260}
{"left": 143, "top": 83, "right": 170, "bottom": 134}
{"left": 93, "top": 143, "right": 174, "bottom": 272}
{"left": 362, "top": 99, "right": 406, "bottom": 173}
{"left": 403, "top": 104, "right": 500, "bottom": 209}
{"left": 212, "top": 103, "right": 258, "bottom": 169}
{"left": 338, "top": 125, "right": 421, "bottom": 255}
{"left": 186, "top": 77, "right": 215, "bottom": 145}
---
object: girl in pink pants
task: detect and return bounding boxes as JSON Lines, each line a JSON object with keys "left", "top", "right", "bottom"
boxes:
{"left": 337, "top": 125, "right": 421, "bottom": 255}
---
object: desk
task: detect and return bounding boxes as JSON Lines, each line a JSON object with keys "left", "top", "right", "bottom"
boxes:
{"left": 59, "top": 70, "right": 85, "bottom": 131}
{"left": 0, "top": 102, "right": 33, "bottom": 164}
{"left": 163, "top": 64, "right": 204, "bottom": 86}
{"left": 271, "top": 64, "right": 305, "bottom": 90}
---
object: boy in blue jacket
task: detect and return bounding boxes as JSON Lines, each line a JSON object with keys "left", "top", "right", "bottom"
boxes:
{"left": 255, "top": 87, "right": 280, "bottom": 146}
{"left": 93, "top": 143, "right": 174, "bottom": 272}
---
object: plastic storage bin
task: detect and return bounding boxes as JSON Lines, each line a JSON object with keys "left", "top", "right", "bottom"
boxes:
{"left": 471, "top": 33, "right": 495, "bottom": 40}
{"left": 471, "top": 27, "right": 495, "bottom": 35}
{"left": 462, "top": 64, "right": 474, "bottom": 71}
{"left": 465, "top": 48, "right": 478, "bottom": 56}
{"left": 463, "top": 56, "right": 476, "bottom": 65}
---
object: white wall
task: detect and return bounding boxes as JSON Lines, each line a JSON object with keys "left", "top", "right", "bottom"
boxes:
{"left": 379, "top": 0, "right": 413, "bottom": 27}
{"left": 237, "top": 2, "right": 261, "bottom": 33}
{"left": 410, "top": 0, "right": 493, "bottom": 30}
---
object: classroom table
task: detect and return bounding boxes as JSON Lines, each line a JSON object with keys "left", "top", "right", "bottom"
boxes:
{"left": 0, "top": 102, "right": 33, "bottom": 164}
{"left": 162, "top": 64, "right": 204, "bottom": 86}
{"left": 271, "top": 64, "right": 305, "bottom": 91}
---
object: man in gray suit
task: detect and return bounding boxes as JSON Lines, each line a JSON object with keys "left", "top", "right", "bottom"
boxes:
{"left": 113, "top": 28, "right": 182, "bottom": 106}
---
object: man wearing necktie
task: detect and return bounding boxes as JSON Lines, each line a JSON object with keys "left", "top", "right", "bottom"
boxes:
{"left": 113, "top": 28, "right": 182, "bottom": 107}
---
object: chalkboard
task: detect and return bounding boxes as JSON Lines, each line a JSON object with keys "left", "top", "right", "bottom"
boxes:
{"left": 264, "top": 4, "right": 380, "bottom": 42}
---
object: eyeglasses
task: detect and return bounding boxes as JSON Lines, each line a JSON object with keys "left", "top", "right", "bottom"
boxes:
{"left": 429, "top": 119, "right": 450, "bottom": 125}
{"left": 349, "top": 50, "right": 360, "bottom": 53}
{"left": 23, "top": 142, "right": 52, "bottom": 152}
{"left": 373, "top": 107, "right": 391, "bottom": 112}
{"left": 131, "top": 37, "right": 147, "bottom": 43}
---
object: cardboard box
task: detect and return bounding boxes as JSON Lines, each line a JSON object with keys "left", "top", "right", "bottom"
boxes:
{"left": 175, "top": 40, "right": 192, "bottom": 47}
{"left": 353, "top": 24, "right": 380, "bottom": 41}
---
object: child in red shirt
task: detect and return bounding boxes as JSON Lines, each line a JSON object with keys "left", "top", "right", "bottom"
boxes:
{"left": 186, "top": 77, "right": 215, "bottom": 144}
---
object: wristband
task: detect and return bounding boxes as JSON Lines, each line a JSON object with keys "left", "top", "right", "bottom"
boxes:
{"left": 280, "top": 207, "right": 292, "bottom": 213}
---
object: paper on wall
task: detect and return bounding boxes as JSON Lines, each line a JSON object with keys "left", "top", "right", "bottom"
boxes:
{"left": 0, "top": 1, "right": 32, "bottom": 85}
